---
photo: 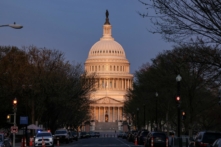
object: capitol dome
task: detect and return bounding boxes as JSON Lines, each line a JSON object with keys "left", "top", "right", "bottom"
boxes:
{"left": 87, "top": 17, "right": 126, "bottom": 60}
{"left": 85, "top": 14, "right": 131, "bottom": 74}
{"left": 88, "top": 40, "right": 126, "bottom": 59}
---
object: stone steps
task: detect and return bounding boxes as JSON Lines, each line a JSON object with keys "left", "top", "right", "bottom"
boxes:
{"left": 95, "top": 122, "right": 118, "bottom": 131}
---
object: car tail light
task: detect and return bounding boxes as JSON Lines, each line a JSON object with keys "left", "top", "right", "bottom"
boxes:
{"left": 166, "top": 137, "right": 168, "bottom": 147}
{"left": 151, "top": 137, "right": 154, "bottom": 147}
{"left": 199, "top": 142, "right": 208, "bottom": 147}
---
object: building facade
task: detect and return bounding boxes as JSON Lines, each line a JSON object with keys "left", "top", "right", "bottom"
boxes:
{"left": 84, "top": 12, "right": 133, "bottom": 131}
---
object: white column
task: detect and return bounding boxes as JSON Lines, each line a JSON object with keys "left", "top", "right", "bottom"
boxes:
{"left": 94, "top": 107, "right": 96, "bottom": 120}
{"left": 108, "top": 107, "right": 110, "bottom": 122}
{"left": 113, "top": 107, "right": 115, "bottom": 122}
{"left": 99, "top": 107, "right": 100, "bottom": 122}
{"left": 127, "top": 79, "right": 129, "bottom": 89}
{"left": 104, "top": 107, "right": 105, "bottom": 122}
{"left": 118, "top": 107, "right": 119, "bottom": 121}
{"left": 116, "top": 79, "right": 118, "bottom": 89}
{"left": 122, "top": 107, "right": 123, "bottom": 120}
{"left": 108, "top": 78, "right": 109, "bottom": 89}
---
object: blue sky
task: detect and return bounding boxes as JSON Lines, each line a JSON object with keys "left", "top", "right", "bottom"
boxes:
{"left": 0, "top": 0, "right": 174, "bottom": 74}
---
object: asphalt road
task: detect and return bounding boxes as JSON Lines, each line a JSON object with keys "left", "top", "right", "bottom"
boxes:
{"left": 62, "top": 137, "right": 141, "bottom": 147}
{"left": 15, "top": 136, "right": 142, "bottom": 147}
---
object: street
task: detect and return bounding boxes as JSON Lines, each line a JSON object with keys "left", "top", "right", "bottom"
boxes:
{"left": 60, "top": 137, "right": 140, "bottom": 147}
{"left": 15, "top": 137, "right": 141, "bottom": 147}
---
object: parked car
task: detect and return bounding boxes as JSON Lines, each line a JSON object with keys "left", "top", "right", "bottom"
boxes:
{"left": 117, "top": 132, "right": 124, "bottom": 138}
{"left": 189, "top": 131, "right": 221, "bottom": 147}
{"left": 127, "top": 130, "right": 138, "bottom": 142}
{"left": 211, "top": 138, "right": 221, "bottom": 147}
{"left": 144, "top": 131, "right": 168, "bottom": 147}
{"left": 89, "top": 132, "right": 95, "bottom": 137}
{"left": 80, "top": 132, "right": 87, "bottom": 139}
{"left": 85, "top": 132, "right": 91, "bottom": 138}
{"left": 71, "top": 131, "right": 78, "bottom": 141}
{"left": 0, "top": 139, "right": 11, "bottom": 147}
{"left": 94, "top": 132, "right": 100, "bottom": 138}
{"left": 34, "top": 131, "right": 54, "bottom": 147}
{"left": 138, "top": 130, "right": 149, "bottom": 145}
{"left": 54, "top": 129, "right": 71, "bottom": 143}
{"left": 122, "top": 132, "right": 128, "bottom": 139}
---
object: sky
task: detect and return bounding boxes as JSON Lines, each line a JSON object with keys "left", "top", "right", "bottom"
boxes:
{"left": 0, "top": 0, "right": 174, "bottom": 74}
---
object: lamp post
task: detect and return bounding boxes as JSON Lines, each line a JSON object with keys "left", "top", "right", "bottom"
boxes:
{"left": 176, "top": 74, "right": 182, "bottom": 137}
{"left": 13, "top": 98, "right": 17, "bottom": 147}
{"left": 0, "top": 22, "right": 23, "bottom": 29}
{"left": 143, "top": 104, "right": 145, "bottom": 129}
{"left": 137, "top": 108, "right": 139, "bottom": 130}
{"left": 155, "top": 92, "right": 158, "bottom": 131}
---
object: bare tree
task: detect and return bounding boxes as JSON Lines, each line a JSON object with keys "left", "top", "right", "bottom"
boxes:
{"left": 138, "top": 0, "right": 221, "bottom": 45}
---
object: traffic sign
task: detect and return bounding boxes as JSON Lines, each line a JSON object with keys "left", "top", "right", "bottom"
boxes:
{"left": 11, "top": 126, "right": 18, "bottom": 133}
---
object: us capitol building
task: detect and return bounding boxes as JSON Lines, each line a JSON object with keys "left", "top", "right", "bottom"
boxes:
{"left": 84, "top": 11, "right": 133, "bottom": 132}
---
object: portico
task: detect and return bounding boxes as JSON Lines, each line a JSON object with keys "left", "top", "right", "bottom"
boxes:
{"left": 90, "top": 97, "right": 124, "bottom": 122}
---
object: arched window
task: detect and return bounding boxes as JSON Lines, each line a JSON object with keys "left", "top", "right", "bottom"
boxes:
{"left": 110, "top": 66, "right": 112, "bottom": 71}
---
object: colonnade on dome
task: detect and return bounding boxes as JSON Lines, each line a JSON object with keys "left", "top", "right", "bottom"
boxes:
{"left": 87, "top": 64, "right": 129, "bottom": 72}
{"left": 94, "top": 78, "right": 132, "bottom": 90}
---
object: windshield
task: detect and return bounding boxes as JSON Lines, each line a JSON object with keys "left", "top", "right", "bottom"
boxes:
{"left": 72, "top": 132, "right": 77, "bottom": 135}
{"left": 81, "top": 132, "right": 86, "bottom": 135}
{"left": 142, "top": 131, "right": 149, "bottom": 136}
{"left": 203, "top": 133, "right": 221, "bottom": 143}
{"left": 153, "top": 133, "right": 166, "bottom": 140}
{"left": 55, "top": 131, "right": 66, "bottom": 134}
{"left": 36, "top": 133, "right": 51, "bottom": 137}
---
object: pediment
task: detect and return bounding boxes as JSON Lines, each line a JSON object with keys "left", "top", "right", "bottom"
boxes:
{"left": 95, "top": 97, "right": 122, "bottom": 104}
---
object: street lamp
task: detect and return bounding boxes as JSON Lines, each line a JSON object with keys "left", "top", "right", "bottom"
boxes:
{"left": 155, "top": 92, "right": 158, "bottom": 131}
{"left": 13, "top": 98, "right": 17, "bottom": 147}
{"left": 176, "top": 74, "right": 182, "bottom": 137}
{"left": 0, "top": 22, "right": 23, "bottom": 29}
{"left": 143, "top": 104, "right": 145, "bottom": 129}
{"left": 137, "top": 108, "right": 139, "bottom": 130}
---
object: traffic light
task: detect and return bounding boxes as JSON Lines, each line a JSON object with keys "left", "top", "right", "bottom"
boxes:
{"left": 176, "top": 96, "right": 181, "bottom": 103}
{"left": 6, "top": 114, "right": 12, "bottom": 123}
{"left": 13, "top": 98, "right": 17, "bottom": 106}
{"left": 7, "top": 115, "right": 10, "bottom": 122}
{"left": 13, "top": 98, "right": 17, "bottom": 110}
{"left": 182, "top": 111, "right": 186, "bottom": 120}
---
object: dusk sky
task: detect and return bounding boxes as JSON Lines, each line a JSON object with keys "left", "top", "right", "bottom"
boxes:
{"left": 0, "top": 0, "right": 174, "bottom": 74}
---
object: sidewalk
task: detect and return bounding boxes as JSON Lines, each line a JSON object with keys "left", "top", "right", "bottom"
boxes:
{"left": 15, "top": 142, "right": 21, "bottom": 147}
